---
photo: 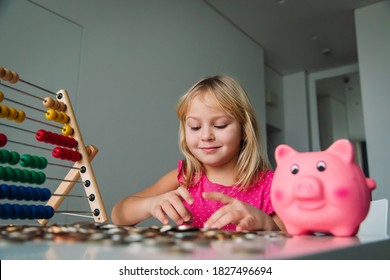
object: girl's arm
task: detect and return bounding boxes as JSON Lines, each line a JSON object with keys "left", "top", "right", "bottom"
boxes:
{"left": 110, "top": 169, "right": 193, "bottom": 226}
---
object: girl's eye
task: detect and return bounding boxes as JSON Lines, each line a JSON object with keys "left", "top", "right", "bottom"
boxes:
{"left": 190, "top": 127, "right": 200, "bottom": 131}
{"left": 215, "top": 124, "right": 228, "bottom": 129}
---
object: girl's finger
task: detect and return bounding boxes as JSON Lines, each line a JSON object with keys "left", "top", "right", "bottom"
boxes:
{"left": 176, "top": 186, "right": 194, "bottom": 205}
{"left": 168, "top": 195, "right": 193, "bottom": 222}
{"left": 202, "top": 192, "right": 234, "bottom": 205}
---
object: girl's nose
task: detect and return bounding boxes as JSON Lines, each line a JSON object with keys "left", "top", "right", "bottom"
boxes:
{"left": 201, "top": 127, "right": 215, "bottom": 141}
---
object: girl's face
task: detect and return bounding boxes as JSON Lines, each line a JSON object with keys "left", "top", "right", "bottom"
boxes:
{"left": 184, "top": 94, "right": 242, "bottom": 170}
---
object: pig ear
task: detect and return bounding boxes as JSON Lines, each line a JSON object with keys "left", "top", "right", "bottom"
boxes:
{"left": 275, "top": 144, "right": 298, "bottom": 164}
{"left": 326, "top": 139, "right": 354, "bottom": 163}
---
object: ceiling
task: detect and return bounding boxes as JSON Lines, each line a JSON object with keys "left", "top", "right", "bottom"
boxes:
{"left": 205, "top": 0, "right": 384, "bottom": 75}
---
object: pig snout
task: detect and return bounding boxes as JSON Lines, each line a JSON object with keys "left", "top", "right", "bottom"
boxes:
{"left": 293, "top": 177, "right": 323, "bottom": 200}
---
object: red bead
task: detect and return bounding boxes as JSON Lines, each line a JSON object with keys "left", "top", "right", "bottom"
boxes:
{"left": 0, "top": 133, "right": 7, "bottom": 147}
{"left": 35, "top": 130, "right": 48, "bottom": 142}
{"left": 52, "top": 147, "right": 64, "bottom": 159}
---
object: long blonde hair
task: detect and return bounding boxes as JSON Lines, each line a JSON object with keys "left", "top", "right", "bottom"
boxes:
{"left": 176, "top": 75, "right": 270, "bottom": 190}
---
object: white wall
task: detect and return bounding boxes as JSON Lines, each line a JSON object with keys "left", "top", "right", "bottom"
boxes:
{"left": 355, "top": 0, "right": 390, "bottom": 231}
{"left": 1, "top": 0, "right": 267, "bottom": 225}
{"left": 283, "top": 72, "right": 310, "bottom": 152}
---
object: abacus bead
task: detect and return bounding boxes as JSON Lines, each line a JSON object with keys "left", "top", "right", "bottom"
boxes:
{"left": 37, "top": 172, "right": 46, "bottom": 184}
{"left": 33, "top": 188, "right": 43, "bottom": 201}
{"left": 35, "top": 129, "right": 47, "bottom": 142}
{"left": 0, "top": 104, "right": 9, "bottom": 117}
{"left": 11, "top": 168, "right": 23, "bottom": 182}
{"left": 61, "top": 112, "right": 69, "bottom": 123}
{"left": 62, "top": 125, "right": 73, "bottom": 136}
{"left": 54, "top": 111, "right": 64, "bottom": 123}
{"left": 0, "top": 204, "right": 10, "bottom": 219}
{"left": 44, "top": 206, "right": 55, "bottom": 219}
{"left": 3, "top": 167, "right": 15, "bottom": 181}
{"left": 72, "top": 151, "right": 82, "bottom": 161}
{"left": 0, "top": 133, "right": 7, "bottom": 147}
{"left": 11, "top": 204, "right": 20, "bottom": 219}
{"left": 0, "top": 166, "right": 5, "bottom": 179}
{"left": 9, "top": 151, "right": 20, "bottom": 165}
{"left": 17, "top": 185, "right": 27, "bottom": 200}
{"left": 9, "top": 72, "right": 19, "bottom": 84}
{"left": 3, "top": 68, "right": 12, "bottom": 80}
{"left": 6, "top": 107, "right": 17, "bottom": 120}
{"left": 15, "top": 110, "right": 26, "bottom": 123}
{"left": 0, "top": 90, "right": 3, "bottom": 102}
{"left": 43, "top": 97, "right": 55, "bottom": 108}
{"left": 0, "top": 204, "right": 5, "bottom": 219}
{"left": 29, "top": 171, "right": 39, "bottom": 184}
{"left": 21, "top": 169, "right": 31, "bottom": 183}
{"left": 45, "top": 109, "right": 57, "bottom": 120}
{"left": 0, "top": 184, "right": 8, "bottom": 199}
{"left": 0, "top": 149, "right": 11, "bottom": 163}
{"left": 8, "top": 185, "right": 18, "bottom": 199}
{"left": 41, "top": 188, "right": 51, "bottom": 201}
{"left": 38, "top": 156, "right": 48, "bottom": 169}
{"left": 25, "top": 186, "right": 34, "bottom": 200}
{"left": 22, "top": 204, "right": 32, "bottom": 219}
{"left": 52, "top": 147, "right": 64, "bottom": 159}
{"left": 30, "top": 205, "right": 38, "bottom": 219}
{"left": 30, "top": 155, "right": 40, "bottom": 168}
{"left": 20, "top": 154, "right": 33, "bottom": 167}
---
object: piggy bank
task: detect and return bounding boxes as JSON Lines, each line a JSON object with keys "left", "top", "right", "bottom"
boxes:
{"left": 271, "top": 139, "right": 376, "bottom": 237}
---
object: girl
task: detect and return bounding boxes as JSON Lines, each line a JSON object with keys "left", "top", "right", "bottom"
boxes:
{"left": 111, "top": 75, "right": 285, "bottom": 231}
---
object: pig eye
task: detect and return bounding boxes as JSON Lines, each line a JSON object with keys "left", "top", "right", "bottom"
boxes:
{"left": 317, "top": 161, "right": 326, "bottom": 172}
{"left": 291, "top": 164, "right": 299, "bottom": 174}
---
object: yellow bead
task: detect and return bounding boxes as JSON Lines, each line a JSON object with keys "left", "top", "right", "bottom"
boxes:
{"left": 15, "top": 110, "right": 26, "bottom": 123}
{"left": 54, "top": 111, "right": 64, "bottom": 123}
{"left": 45, "top": 109, "right": 57, "bottom": 120}
{"left": 6, "top": 107, "right": 17, "bottom": 120}
{"left": 0, "top": 91, "right": 4, "bottom": 102}
{"left": 0, "top": 104, "right": 10, "bottom": 118}
{"left": 62, "top": 125, "right": 73, "bottom": 136}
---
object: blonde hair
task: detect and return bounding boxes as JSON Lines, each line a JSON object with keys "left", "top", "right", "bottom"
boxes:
{"left": 176, "top": 75, "right": 270, "bottom": 190}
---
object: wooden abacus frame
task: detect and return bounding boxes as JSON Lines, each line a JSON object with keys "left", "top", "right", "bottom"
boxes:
{"left": 0, "top": 66, "right": 108, "bottom": 225}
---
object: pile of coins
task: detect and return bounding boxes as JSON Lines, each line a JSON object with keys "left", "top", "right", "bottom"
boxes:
{"left": 0, "top": 222, "right": 290, "bottom": 247}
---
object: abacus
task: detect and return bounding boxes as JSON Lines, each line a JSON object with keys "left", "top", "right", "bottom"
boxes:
{"left": 0, "top": 65, "right": 108, "bottom": 225}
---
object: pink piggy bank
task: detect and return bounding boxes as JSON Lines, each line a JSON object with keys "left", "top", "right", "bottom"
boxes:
{"left": 271, "top": 139, "right": 376, "bottom": 237}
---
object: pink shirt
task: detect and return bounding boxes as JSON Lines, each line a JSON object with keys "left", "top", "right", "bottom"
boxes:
{"left": 177, "top": 160, "right": 275, "bottom": 231}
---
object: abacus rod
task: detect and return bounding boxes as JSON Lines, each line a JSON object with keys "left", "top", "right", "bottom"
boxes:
{"left": 0, "top": 123, "right": 36, "bottom": 134}
{"left": 57, "top": 212, "right": 94, "bottom": 219}
{"left": 48, "top": 162, "right": 81, "bottom": 170}
{"left": 52, "top": 193, "right": 88, "bottom": 198}
{"left": 7, "top": 139, "right": 53, "bottom": 152}
{"left": 45, "top": 177, "right": 84, "bottom": 184}
{"left": 0, "top": 82, "right": 44, "bottom": 100}
{"left": 19, "top": 78, "right": 57, "bottom": 95}
{"left": 26, "top": 116, "right": 63, "bottom": 129}
{"left": 4, "top": 97, "right": 46, "bottom": 113}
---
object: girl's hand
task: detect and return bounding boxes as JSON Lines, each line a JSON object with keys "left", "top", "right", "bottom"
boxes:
{"left": 203, "top": 192, "right": 277, "bottom": 231}
{"left": 149, "top": 186, "right": 194, "bottom": 225}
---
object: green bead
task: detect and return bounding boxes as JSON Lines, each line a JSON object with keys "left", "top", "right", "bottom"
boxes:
{"left": 3, "top": 167, "right": 15, "bottom": 181}
{"left": 0, "top": 166, "right": 5, "bottom": 179}
{"left": 20, "top": 154, "right": 33, "bottom": 168}
{"left": 11, "top": 168, "right": 22, "bottom": 182}
{"left": 38, "top": 157, "right": 48, "bottom": 169}
{"left": 20, "top": 169, "right": 31, "bottom": 183}
{"left": 0, "top": 149, "right": 11, "bottom": 164}
{"left": 37, "top": 172, "right": 46, "bottom": 184}
{"left": 29, "top": 171, "right": 39, "bottom": 184}
{"left": 9, "top": 151, "right": 20, "bottom": 165}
